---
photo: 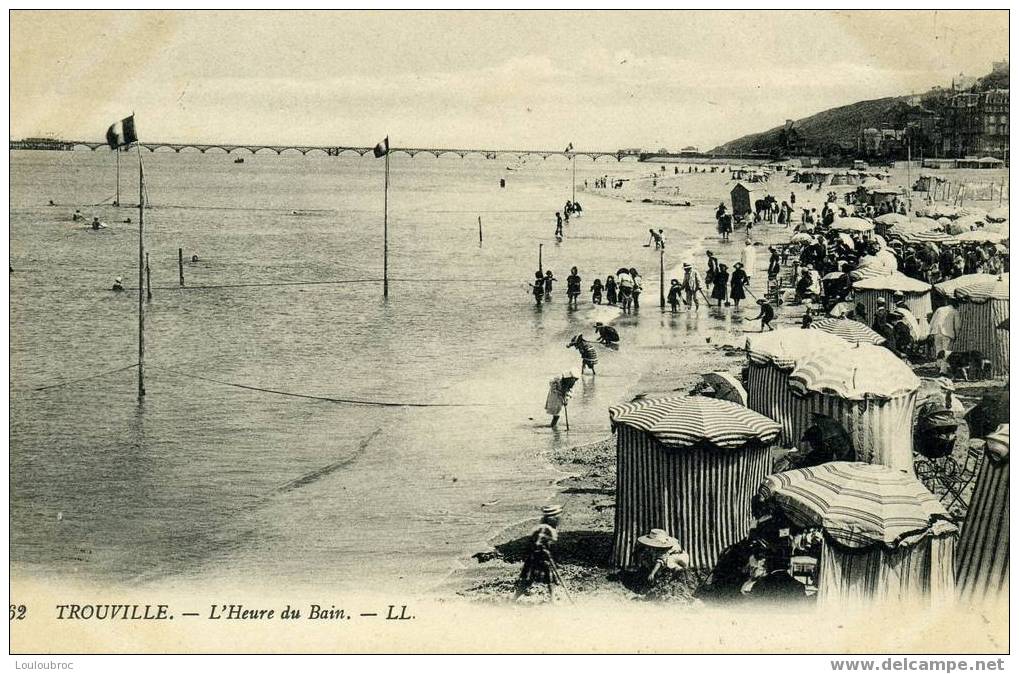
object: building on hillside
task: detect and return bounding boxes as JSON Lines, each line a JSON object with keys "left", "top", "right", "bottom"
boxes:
{"left": 942, "top": 89, "right": 1009, "bottom": 159}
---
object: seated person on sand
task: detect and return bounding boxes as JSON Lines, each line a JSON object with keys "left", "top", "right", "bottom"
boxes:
{"left": 636, "top": 529, "right": 690, "bottom": 592}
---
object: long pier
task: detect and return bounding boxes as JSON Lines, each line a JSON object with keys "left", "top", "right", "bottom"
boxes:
{"left": 10, "top": 138, "right": 641, "bottom": 162}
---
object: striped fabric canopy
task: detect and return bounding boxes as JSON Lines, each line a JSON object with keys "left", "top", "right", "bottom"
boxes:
{"left": 953, "top": 274, "right": 1009, "bottom": 302}
{"left": 832, "top": 217, "right": 875, "bottom": 232}
{"left": 758, "top": 462, "right": 957, "bottom": 549}
{"left": 934, "top": 273, "right": 997, "bottom": 297}
{"left": 788, "top": 343, "right": 920, "bottom": 400}
{"left": 809, "top": 317, "right": 886, "bottom": 345}
{"left": 954, "top": 229, "right": 1006, "bottom": 244}
{"left": 746, "top": 328, "right": 850, "bottom": 369}
{"left": 608, "top": 395, "right": 780, "bottom": 450}
{"left": 899, "top": 229, "right": 957, "bottom": 245}
{"left": 875, "top": 213, "right": 909, "bottom": 225}
{"left": 852, "top": 272, "right": 932, "bottom": 293}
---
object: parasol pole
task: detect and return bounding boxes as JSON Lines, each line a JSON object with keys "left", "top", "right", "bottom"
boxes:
{"left": 563, "top": 401, "right": 569, "bottom": 431}
{"left": 115, "top": 146, "right": 121, "bottom": 206}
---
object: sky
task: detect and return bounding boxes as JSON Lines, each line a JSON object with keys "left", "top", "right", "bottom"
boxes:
{"left": 9, "top": 10, "right": 1010, "bottom": 150}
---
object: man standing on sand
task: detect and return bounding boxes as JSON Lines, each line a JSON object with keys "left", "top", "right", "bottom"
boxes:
{"left": 929, "top": 299, "right": 961, "bottom": 357}
{"left": 680, "top": 262, "right": 703, "bottom": 309}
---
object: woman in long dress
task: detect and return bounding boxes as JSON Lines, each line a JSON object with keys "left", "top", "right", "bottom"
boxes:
{"left": 711, "top": 264, "right": 729, "bottom": 307}
{"left": 730, "top": 262, "right": 749, "bottom": 309}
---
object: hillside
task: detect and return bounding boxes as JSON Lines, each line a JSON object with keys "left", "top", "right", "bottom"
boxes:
{"left": 710, "top": 96, "right": 911, "bottom": 156}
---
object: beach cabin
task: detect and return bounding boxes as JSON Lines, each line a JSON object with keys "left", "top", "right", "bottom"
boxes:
{"left": 956, "top": 424, "right": 1009, "bottom": 604}
{"left": 958, "top": 156, "right": 1005, "bottom": 169}
{"left": 913, "top": 173, "right": 948, "bottom": 194}
{"left": 758, "top": 463, "right": 958, "bottom": 607}
{"left": 951, "top": 274, "right": 1009, "bottom": 377}
{"left": 730, "top": 183, "right": 760, "bottom": 221}
{"left": 852, "top": 273, "right": 934, "bottom": 338}
{"left": 744, "top": 329, "right": 852, "bottom": 448}
{"left": 608, "top": 396, "right": 781, "bottom": 570}
{"left": 786, "top": 344, "right": 921, "bottom": 473}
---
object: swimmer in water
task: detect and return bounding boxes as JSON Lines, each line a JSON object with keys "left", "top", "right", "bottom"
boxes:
{"left": 112, "top": 276, "right": 124, "bottom": 292}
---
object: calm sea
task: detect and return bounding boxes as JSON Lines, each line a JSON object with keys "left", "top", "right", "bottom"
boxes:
{"left": 10, "top": 149, "right": 736, "bottom": 593}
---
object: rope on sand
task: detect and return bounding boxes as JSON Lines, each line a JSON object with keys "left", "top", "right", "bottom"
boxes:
{"left": 32, "top": 363, "right": 139, "bottom": 391}
{"left": 148, "top": 365, "right": 497, "bottom": 408}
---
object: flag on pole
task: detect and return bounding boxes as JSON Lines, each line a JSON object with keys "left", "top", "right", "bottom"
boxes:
{"left": 106, "top": 115, "right": 138, "bottom": 149}
{"left": 373, "top": 136, "right": 390, "bottom": 158}
{"left": 565, "top": 142, "right": 574, "bottom": 153}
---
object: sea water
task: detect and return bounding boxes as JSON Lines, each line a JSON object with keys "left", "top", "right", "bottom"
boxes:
{"left": 10, "top": 150, "right": 738, "bottom": 593}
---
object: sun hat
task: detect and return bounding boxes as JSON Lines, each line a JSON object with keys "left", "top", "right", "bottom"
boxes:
{"left": 637, "top": 528, "right": 679, "bottom": 549}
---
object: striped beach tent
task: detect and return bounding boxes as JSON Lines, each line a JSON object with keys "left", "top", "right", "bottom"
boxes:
{"left": 852, "top": 272, "right": 934, "bottom": 338}
{"left": 788, "top": 343, "right": 921, "bottom": 472}
{"left": 952, "top": 274, "right": 1009, "bottom": 377}
{"left": 933, "top": 273, "right": 997, "bottom": 299}
{"left": 809, "top": 316, "right": 886, "bottom": 345}
{"left": 745, "top": 329, "right": 851, "bottom": 447}
{"left": 758, "top": 462, "right": 958, "bottom": 607}
{"left": 848, "top": 253, "right": 897, "bottom": 282}
{"left": 608, "top": 396, "right": 781, "bottom": 570}
{"left": 954, "top": 229, "right": 1006, "bottom": 244}
{"left": 956, "top": 425, "right": 1009, "bottom": 605}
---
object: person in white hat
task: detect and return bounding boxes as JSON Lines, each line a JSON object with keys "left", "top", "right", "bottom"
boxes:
{"left": 637, "top": 528, "right": 690, "bottom": 587}
{"left": 679, "top": 262, "right": 703, "bottom": 309}
{"left": 514, "top": 505, "right": 564, "bottom": 600}
{"left": 111, "top": 276, "right": 124, "bottom": 292}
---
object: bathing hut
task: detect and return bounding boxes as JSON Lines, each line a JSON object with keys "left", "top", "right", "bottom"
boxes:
{"left": 730, "top": 182, "right": 761, "bottom": 221}
{"left": 787, "top": 343, "right": 921, "bottom": 472}
{"left": 744, "top": 329, "right": 851, "bottom": 448}
{"left": 608, "top": 396, "right": 781, "bottom": 570}
{"left": 759, "top": 462, "right": 958, "bottom": 607}
{"left": 951, "top": 274, "right": 1009, "bottom": 377}
{"left": 956, "top": 424, "right": 1009, "bottom": 604}
{"left": 852, "top": 273, "right": 934, "bottom": 338}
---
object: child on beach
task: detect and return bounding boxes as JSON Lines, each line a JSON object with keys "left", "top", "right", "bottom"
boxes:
{"left": 590, "top": 278, "right": 603, "bottom": 304}
{"left": 751, "top": 299, "right": 775, "bottom": 331}
{"left": 667, "top": 279, "right": 682, "bottom": 313}
{"left": 543, "top": 271, "right": 556, "bottom": 298}
{"left": 530, "top": 271, "right": 544, "bottom": 305}
{"left": 566, "top": 267, "right": 581, "bottom": 307}
{"left": 567, "top": 334, "right": 598, "bottom": 375}
{"left": 605, "top": 275, "right": 617, "bottom": 305}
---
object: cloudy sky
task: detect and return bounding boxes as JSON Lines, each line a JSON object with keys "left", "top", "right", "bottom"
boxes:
{"left": 10, "top": 10, "right": 1009, "bottom": 150}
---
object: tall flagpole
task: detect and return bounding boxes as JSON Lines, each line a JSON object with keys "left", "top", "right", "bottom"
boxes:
{"left": 136, "top": 145, "right": 145, "bottom": 400}
{"left": 383, "top": 143, "right": 389, "bottom": 299}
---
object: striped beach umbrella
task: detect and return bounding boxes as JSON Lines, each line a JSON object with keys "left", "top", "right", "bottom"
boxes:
{"left": 760, "top": 462, "right": 959, "bottom": 606}
{"left": 875, "top": 213, "right": 909, "bottom": 226}
{"left": 934, "top": 273, "right": 998, "bottom": 298}
{"left": 788, "top": 343, "right": 919, "bottom": 401}
{"left": 900, "top": 229, "right": 958, "bottom": 245}
{"left": 832, "top": 217, "right": 875, "bottom": 233}
{"left": 952, "top": 273, "right": 1009, "bottom": 302}
{"left": 609, "top": 396, "right": 781, "bottom": 569}
{"left": 758, "top": 462, "right": 956, "bottom": 549}
{"left": 954, "top": 229, "right": 1006, "bottom": 244}
{"left": 985, "top": 206, "right": 1008, "bottom": 223}
{"left": 809, "top": 317, "right": 886, "bottom": 345}
{"left": 608, "top": 395, "right": 780, "bottom": 450}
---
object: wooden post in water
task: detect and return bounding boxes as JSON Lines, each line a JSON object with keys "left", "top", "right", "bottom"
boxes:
{"left": 659, "top": 249, "right": 665, "bottom": 309}
{"left": 115, "top": 147, "right": 121, "bottom": 206}
{"left": 178, "top": 247, "right": 185, "bottom": 287}
{"left": 383, "top": 147, "right": 390, "bottom": 299}
{"left": 999, "top": 179, "right": 1004, "bottom": 206}
{"left": 538, "top": 243, "right": 543, "bottom": 275}
{"left": 478, "top": 216, "right": 483, "bottom": 247}
{"left": 136, "top": 146, "right": 145, "bottom": 400}
{"left": 145, "top": 252, "right": 152, "bottom": 302}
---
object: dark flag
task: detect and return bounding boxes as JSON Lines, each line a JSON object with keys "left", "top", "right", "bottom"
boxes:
{"left": 373, "top": 136, "right": 390, "bottom": 158}
{"left": 106, "top": 115, "right": 138, "bottom": 149}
